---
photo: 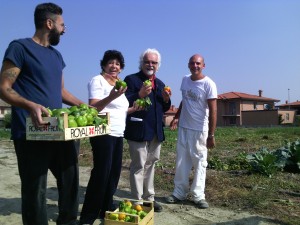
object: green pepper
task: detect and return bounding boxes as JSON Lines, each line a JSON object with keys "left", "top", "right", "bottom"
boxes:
{"left": 115, "top": 80, "right": 127, "bottom": 90}
{"left": 143, "top": 79, "right": 152, "bottom": 87}
{"left": 41, "top": 107, "right": 53, "bottom": 117}
{"left": 119, "top": 201, "right": 126, "bottom": 212}
{"left": 68, "top": 118, "right": 78, "bottom": 128}
{"left": 76, "top": 116, "right": 88, "bottom": 127}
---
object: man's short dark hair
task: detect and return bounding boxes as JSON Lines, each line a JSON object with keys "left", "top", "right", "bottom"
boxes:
{"left": 100, "top": 50, "right": 125, "bottom": 71}
{"left": 34, "top": 2, "right": 63, "bottom": 29}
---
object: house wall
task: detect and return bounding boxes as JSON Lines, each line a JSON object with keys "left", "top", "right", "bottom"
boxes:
{"left": 217, "top": 100, "right": 241, "bottom": 126}
{"left": 217, "top": 99, "right": 278, "bottom": 126}
{"left": 278, "top": 105, "right": 300, "bottom": 115}
{"left": 278, "top": 110, "right": 296, "bottom": 124}
{"left": 241, "top": 101, "right": 261, "bottom": 110}
{"left": 242, "top": 110, "right": 279, "bottom": 126}
{"left": 164, "top": 115, "right": 174, "bottom": 127}
{"left": 0, "top": 106, "right": 11, "bottom": 119}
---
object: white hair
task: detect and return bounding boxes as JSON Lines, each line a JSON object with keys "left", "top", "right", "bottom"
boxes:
{"left": 138, "top": 48, "right": 161, "bottom": 70}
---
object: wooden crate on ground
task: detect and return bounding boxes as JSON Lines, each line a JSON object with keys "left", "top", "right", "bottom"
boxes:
{"left": 105, "top": 199, "right": 154, "bottom": 225}
{"left": 26, "top": 113, "right": 110, "bottom": 141}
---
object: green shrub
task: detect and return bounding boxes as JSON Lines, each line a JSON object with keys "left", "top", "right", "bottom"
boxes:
{"left": 4, "top": 113, "right": 11, "bottom": 128}
{"left": 246, "top": 147, "right": 279, "bottom": 177}
{"left": 246, "top": 139, "right": 300, "bottom": 176}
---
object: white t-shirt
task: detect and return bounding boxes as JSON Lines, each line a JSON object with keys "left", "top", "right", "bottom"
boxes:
{"left": 179, "top": 74, "right": 217, "bottom": 132}
{"left": 88, "top": 75, "right": 129, "bottom": 137}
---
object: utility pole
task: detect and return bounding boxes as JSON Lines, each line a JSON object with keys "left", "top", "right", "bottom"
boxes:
{"left": 288, "top": 88, "right": 290, "bottom": 109}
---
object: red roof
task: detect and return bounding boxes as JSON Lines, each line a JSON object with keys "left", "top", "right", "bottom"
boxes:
{"left": 165, "top": 105, "right": 178, "bottom": 115}
{"left": 218, "top": 92, "right": 279, "bottom": 102}
{"left": 277, "top": 101, "right": 300, "bottom": 107}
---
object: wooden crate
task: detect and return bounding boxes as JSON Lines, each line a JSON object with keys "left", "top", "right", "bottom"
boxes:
{"left": 26, "top": 113, "right": 110, "bottom": 141}
{"left": 104, "top": 199, "right": 154, "bottom": 225}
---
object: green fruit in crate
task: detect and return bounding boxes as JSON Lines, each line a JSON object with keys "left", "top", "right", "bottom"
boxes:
{"left": 109, "top": 213, "right": 119, "bottom": 220}
{"left": 89, "top": 108, "right": 98, "bottom": 117}
{"left": 125, "top": 215, "right": 132, "bottom": 222}
{"left": 79, "top": 103, "right": 89, "bottom": 110}
{"left": 68, "top": 105, "right": 79, "bottom": 113}
{"left": 131, "top": 209, "right": 137, "bottom": 215}
{"left": 71, "top": 111, "right": 81, "bottom": 118}
{"left": 68, "top": 118, "right": 77, "bottom": 128}
{"left": 52, "top": 108, "right": 70, "bottom": 117}
{"left": 138, "top": 211, "right": 147, "bottom": 219}
{"left": 86, "top": 114, "right": 94, "bottom": 125}
{"left": 41, "top": 107, "right": 53, "bottom": 117}
{"left": 119, "top": 201, "right": 126, "bottom": 212}
{"left": 76, "top": 116, "right": 87, "bottom": 127}
{"left": 124, "top": 206, "right": 131, "bottom": 214}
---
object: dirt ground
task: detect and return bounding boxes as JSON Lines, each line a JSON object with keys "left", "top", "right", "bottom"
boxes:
{"left": 0, "top": 139, "right": 282, "bottom": 225}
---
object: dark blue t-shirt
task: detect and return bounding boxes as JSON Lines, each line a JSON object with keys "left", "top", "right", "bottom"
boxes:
{"left": 3, "top": 38, "right": 65, "bottom": 140}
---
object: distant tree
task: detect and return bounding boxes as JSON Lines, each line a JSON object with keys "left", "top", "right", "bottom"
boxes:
{"left": 278, "top": 114, "right": 284, "bottom": 125}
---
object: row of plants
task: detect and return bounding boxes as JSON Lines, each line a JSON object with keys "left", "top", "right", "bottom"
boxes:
{"left": 208, "top": 139, "right": 300, "bottom": 177}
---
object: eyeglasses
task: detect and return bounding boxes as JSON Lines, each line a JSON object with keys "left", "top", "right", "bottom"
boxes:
{"left": 143, "top": 61, "right": 158, "bottom": 65}
{"left": 50, "top": 19, "right": 66, "bottom": 29}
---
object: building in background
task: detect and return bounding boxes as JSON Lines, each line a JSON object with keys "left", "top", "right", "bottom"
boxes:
{"left": 217, "top": 90, "right": 296, "bottom": 126}
{"left": 277, "top": 101, "right": 300, "bottom": 115}
{"left": 164, "top": 105, "right": 178, "bottom": 126}
{"left": 0, "top": 99, "right": 11, "bottom": 126}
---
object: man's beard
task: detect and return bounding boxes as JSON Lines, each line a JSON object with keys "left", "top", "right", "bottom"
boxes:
{"left": 49, "top": 28, "right": 61, "bottom": 46}
{"left": 145, "top": 69, "right": 154, "bottom": 76}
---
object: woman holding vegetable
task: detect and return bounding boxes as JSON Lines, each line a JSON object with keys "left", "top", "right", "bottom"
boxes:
{"left": 79, "top": 50, "right": 140, "bottom": 225}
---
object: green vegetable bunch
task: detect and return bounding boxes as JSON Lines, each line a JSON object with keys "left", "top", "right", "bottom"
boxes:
{"left": 42, "top": 104, "right": 108, "bottom": 128}
{"left": 135, "top": 96, "right": 152, "bottom": 110}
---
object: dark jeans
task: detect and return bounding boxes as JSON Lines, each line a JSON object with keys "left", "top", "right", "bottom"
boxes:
{"left": 80, "top": 135, "right": 123, "bottom": 223}
{"left": 14, "top": 139, "right": 79, "bottom": 225}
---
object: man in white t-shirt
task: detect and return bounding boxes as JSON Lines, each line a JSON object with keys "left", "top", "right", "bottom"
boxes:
{"left": 165, "top": 54, "right": 217, "bottom": 209}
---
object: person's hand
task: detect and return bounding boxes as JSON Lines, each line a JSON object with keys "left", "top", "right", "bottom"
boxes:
{"left": 29, "top": 103, "right": 52, "bottom": 127}
{"left": 162, "top": 88, "right": 171, "bottom": 103}
{"left": 138, "top": 83, "right": 152, "bottom": 98}
{"left": 109, "top": 85, "right": 127, "bottom": 99}
{"left": 206, "top": 137, "right": 216, "bottom": 149}
{"left": 132, "top": 100, "right": 144, "bottom": 112}
{"left": 127, "top": 100, "right": 144, "bottom": 114}
{"left": 170, "top": 118, "right": 178, "bottom": 130}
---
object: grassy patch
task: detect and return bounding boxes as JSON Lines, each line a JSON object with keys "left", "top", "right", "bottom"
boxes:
{"left": 0, "top": 128, "right": 11, "bottom": 140}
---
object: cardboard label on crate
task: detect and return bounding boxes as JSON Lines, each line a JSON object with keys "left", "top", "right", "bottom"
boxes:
{"left": 65, "top": 125, "right": 108, "bottom": 139}
{"left": 26, "top": 115, "right": 110, "bottom": 141}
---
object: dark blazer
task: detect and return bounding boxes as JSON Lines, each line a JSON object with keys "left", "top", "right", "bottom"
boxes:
{"left": 124, "top": 71, "right": 171, "bottom": 142}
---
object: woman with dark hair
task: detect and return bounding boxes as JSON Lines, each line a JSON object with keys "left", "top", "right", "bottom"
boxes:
{"left": 80, "top": 50, "right": 140, "bottom": 225}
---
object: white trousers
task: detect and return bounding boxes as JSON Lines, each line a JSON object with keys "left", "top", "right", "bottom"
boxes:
{"left": 128, "top": 136, "right": 161, "bottom": 202}
{"left": 172, "top": 127, "right": 208, "bottom": 202}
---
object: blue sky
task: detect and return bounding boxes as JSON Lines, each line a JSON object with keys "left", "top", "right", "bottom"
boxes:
{"left": 1, "top": 0, "right": 299, "bottom": 107}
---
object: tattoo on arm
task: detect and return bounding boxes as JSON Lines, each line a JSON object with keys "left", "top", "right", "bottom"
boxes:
{"left": 3, "top": 70, "right": 18, "bottom": 82}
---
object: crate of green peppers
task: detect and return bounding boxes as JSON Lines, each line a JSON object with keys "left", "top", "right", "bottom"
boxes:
{"left": 105, "top": 199, "right": 154, "bottom": 225}
{"left": 26, "top": 104, "right": 110, "bottom": 141}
